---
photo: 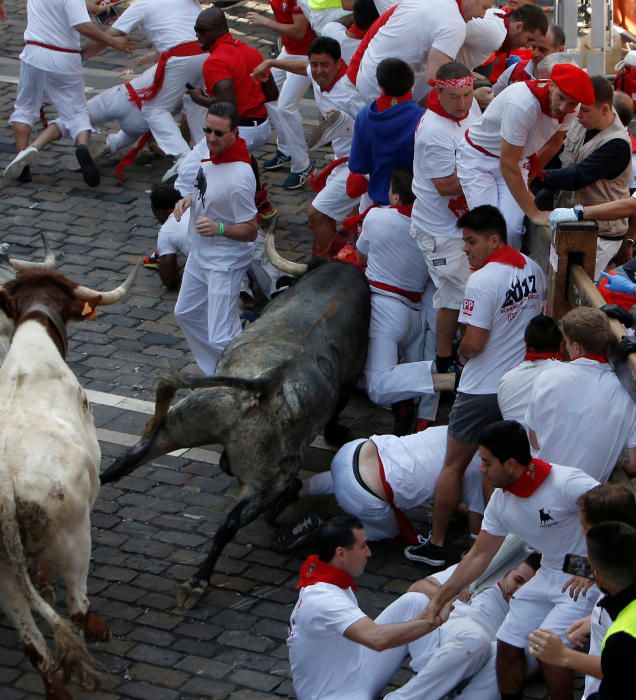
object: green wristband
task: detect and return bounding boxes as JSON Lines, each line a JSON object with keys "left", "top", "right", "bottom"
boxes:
{"left": 218, "top": 222, "right": 224, "bottom": 237}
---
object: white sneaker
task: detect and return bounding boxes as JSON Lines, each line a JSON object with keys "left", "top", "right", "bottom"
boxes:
{"left": 4, "top": 146, "right": 39, "bottom": 179}
{"left": 162, "top": 156, "right": 185, "bottom": 182}
{"left": 307, "top": 111, "right": 350, "bottom": 150}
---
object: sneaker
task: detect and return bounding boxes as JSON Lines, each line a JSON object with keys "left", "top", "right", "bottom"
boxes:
{"left": 162, "top": 156, "right": 185, "bottom": 183}
{"left": 272, "top": 512, "right": 322, "bottom": 552}
{"left": 4, "top": 146, "right": 38, "bottom": 180}
{"left": 143, "top": 252, "right": 160, "bottom": 270}
{"left": 75, "top": 144, "right": 100, "bottom": 187}
{"left": 404, "top": 534, "right": 448, "bottom": 567}
{"left": 307, "top": 111, "right": 349, "bottom": 150}
{"left": 264, "top": 150, "right": 291, "bottom": 171}
{"left": 282, "top": 162, "right": 314, "bottom": 190}
{"left": 255, "top": 183, "right": 278, "bottom": 222}
{"left": 212, "top": 0, "right": 247, "bottom": 7}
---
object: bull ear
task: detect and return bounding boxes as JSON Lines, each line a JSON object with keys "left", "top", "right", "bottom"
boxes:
{"left": 0, "top": 289, "right": 16, "bottom": 320}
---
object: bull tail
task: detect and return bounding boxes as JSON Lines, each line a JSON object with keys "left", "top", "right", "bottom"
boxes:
{"left": 0, "top": 480, "right": 105, "bottom": 688}
{"left": 100, "top": 433, "right": 159, "bottom": 484}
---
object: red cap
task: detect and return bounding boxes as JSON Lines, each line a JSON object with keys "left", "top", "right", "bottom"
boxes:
{"left": 550, "top": 64, "right": 595, "bottom": 105}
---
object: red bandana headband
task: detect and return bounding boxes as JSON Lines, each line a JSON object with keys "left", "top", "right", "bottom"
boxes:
{"left": 428, "top": 76, "right": 473, "bottom": 89}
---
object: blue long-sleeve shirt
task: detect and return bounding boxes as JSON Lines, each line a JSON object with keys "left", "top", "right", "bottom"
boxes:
{"left": 348, "top": 99, "right": 424, "bottom": 205}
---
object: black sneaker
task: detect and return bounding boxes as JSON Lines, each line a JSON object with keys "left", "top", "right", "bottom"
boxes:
{"left": 17, "top": 165, "right": 32, "bottom": 183}
{"left": 75, "top": 144, "right": 100, "bottom": 187}
{"left": 272, "top": 512, "right": 322, "bottom": 552}
{"left": 404, "top": 534, "right": 447, "bottom": 566}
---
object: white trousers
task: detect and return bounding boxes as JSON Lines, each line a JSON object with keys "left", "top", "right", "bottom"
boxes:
{"left": 385, "top": 615, "right": 493, "bottom": 700}
{"left": 248, "top": 226, "right": 285, "bottom": 299}
{"left": 595, "top": 237, "right": 623, "bottom": 281}
{"left": 87, "top": 83, "right": 149, "bottom": 153}
{"left": 457, "top": 139, "right": 528, "bottom": 250}
{"left": 174, "top": 255, "right": 247, "bottom": 375}
{"left": 129, "top": 54, "right": 208, "bottom": 158}
{"left": 356, "top": 591, "right": 433, "bottom": 699}
{"left": 10, "top": 61, "right": 91, "bottom": 140}
{"left": 267, "top": 50, "right": 311, "bottom": 173}
{"left": 239, "top": 120, "right": 272, "bottom": 152}
{"left": 364, "top": 292, "right": 437, "bottom": 420}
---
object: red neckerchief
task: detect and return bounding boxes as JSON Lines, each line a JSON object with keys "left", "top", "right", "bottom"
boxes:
{"left": 391, "top": 203, "right": 413, "bottom": 217}
{"left": 322, "top": 60, "right": 348, "bottom": 93}
{"left": 526, "top": 80, "right": 563, "bottom": 122}
{"left": 375, "top": 91, "right": 413, "bottom": 113}
{"left": 296, "top": 554, "right": 358, "bottom": 591}
{"left": 630, "top": 133, "right": 636, "bottom": 153}
{"left": 505, "top": 459, "right": 552, "bottom": 498}
{"left": 524, "top": 351, "right": 560, "bottom": 361}
{"left": 348, "top": 23, "right": 366, "bottom": 39}
{"left": 482, "top": 245, "right": 526, "bottom": 268}
{"left": 581, "top": 354, "right": 608, "bottom": 364}
{"left": 201, "top": 136, "right": 251, "bottom": 165}
{"left": 426, "top": 89, "right": 464, "bottom": 124}
{"left": 510, "top": 57, "right": 532, "bottom": 84}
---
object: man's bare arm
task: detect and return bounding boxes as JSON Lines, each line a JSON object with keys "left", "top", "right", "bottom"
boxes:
{"left": 426, "top": 48, "right": 454, "bottom": 82}
{"left": 459, "top": 325, "right": 490, "bottom": 358}
{"left": 252, "top": 58, "right": 309, "bottom": 81}
{"left": 500, "top": 140, "right": 544, "bottom": 224}
{"left": 80, "top": 25, "right": 132, "bottom": 60}
{"left": 431, "top": 173, "right": 463, "bottom": 197}
{"left": 580, "top": 197, "right": 636, "bottom": 221}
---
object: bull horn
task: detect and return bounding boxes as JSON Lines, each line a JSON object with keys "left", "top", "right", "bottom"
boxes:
{"left": 265, "top": 225, "right": 308, "bottom": 277}
{"left": 9, "top": 232, "right": 57, "bottom": 270}
{"left": 74, "top": 258, "right": 142, "bottom": 306}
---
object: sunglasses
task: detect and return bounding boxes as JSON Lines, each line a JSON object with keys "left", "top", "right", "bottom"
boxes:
{"left": 203, "top": 127, "right": 232, "bottom": 137}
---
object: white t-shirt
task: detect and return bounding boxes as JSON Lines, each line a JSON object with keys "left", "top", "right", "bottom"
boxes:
{"left": 20, "top": 0, "right": 90, "bottom": 73}
{"left": 321, "top": 21, "right": 362, "bottom": 65}
{"left": 113, "top": 0, "right": 200, "bottom": 52}
{"left": 493, "top": 59, "right": 535, "bottom": 96}
{"left": 449, "top": 585, "right": 510, "bottom": 640}
{"left": 356, "top": 0, "right": 466, "bottom": 102}
{"left": 584, "top": 594, "right": 609, "bottom": 700}
{"left": 373, "top": 0, "right": 400, "bottom": 13}
{"left": 357, "top": 208, "right": 429, "bottom": 297}
{"left": 288, "top": 583, "right": 368, "bottom": 700}
{"left": 411, "top": 100, "right": 481, "bottom": 237}
{"left": 467, "top": 81, "right": 573, "bottom": 159}
{"left": 308, "top": 68, "right": 363, "bottom": 157}
{"left": 458, "top": 257, "right": 547, "bottom": 394}
{"left": 157, "top": 209, "right": 191, "bottom": 257}
{"left": 371, "top": 426, "right": 483, "bottom": 512}
{"left": 457, "top": 7, "right": 506, "bottom": 71}
{"left": 525, "top": 358, "right": 636, "bottom": 483}
{"left": 188, "top": 158, "right": 256, "bottom": 271}
{"left": 497, "top": 358, "right": 561, "bottom": 429}
{"left": 482, "top": 464, "right": 599, "bottom": 573}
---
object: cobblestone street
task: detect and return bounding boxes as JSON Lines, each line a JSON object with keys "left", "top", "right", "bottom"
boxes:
{"left": 0, "top": 2, "right": 585, "bottom": 698}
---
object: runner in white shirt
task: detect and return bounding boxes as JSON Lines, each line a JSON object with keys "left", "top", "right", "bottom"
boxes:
{"left": 172, "top": 103, "right": 257, "bottom": 376}
{"left": 406, "top": 205, "right": 546, "bottom": 569}
{"left": 146, "top": 183, "right": 192, "bottom": 290}
{"left": 288, "top": 516, "right": 451, "bottom": 700}
{"left": 527, "top": 483, "right": 636, "bottom": 700}
{"left": 457, "top": 63, "right": 594, "bottom": 249}
{"left": 497, "top": 314, "right": 562, "bottom": 429}
{"left": 410, "top": 61, "right": 480, "bottom": 376}
{"left": 298, "top": 426, "right": 484, "bottom": 544}
{"left": 348, "top": 0, "right": 488, "bottom": 106}
{"left": 84, "top": 0, "right": 208, "bottom": 165}
{"left": 492, "top": 23, "right": 565, "bottom": 95}
{"left": 357, "top": 169, "right": 448, "bottom": 429}
{"left": 386, "top": 555, "right": 540, "bottom": 700}
{"left": 458, "top": 5, "right": 548, "bottom": 73}
{"left": 4, "top": 0, "right": 134, "bottom": 185}
{"left": 295, "top": 0, "right": 349, "bottom": 34}
{"left": 254, "top": 36, "right": 366, "bottom": 259}
{"left": 425, "top": 421, "right": 600, "bottom": 700}
{"left": 526, "top": 306, "right": 636, "bottom": 482}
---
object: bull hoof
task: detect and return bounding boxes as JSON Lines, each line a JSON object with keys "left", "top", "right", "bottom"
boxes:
{"left": 39, "top": 583, "right": 57, "bottom": 606}
{"left": 176, "top": 577, "right": 209, "bottom": 610}
{"left": 44, "top": 674, "right": 73, "bottom": 700}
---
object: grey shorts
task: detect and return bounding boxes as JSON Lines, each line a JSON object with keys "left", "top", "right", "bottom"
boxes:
{"left": 448, "top": 391, "right": 502, "bottom": 444}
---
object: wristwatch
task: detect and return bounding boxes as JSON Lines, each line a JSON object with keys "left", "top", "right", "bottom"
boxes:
{"left": 573, "top": 204, "right": 585, "bottom": 221}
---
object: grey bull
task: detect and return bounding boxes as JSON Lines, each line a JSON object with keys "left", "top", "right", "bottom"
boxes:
{"left": 101, "top": 260, "right": 371, "bottom": 608}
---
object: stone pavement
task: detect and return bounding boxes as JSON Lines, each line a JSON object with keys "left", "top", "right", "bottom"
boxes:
{"left": 0, "top": 2, "right": 583, "bottom": 698}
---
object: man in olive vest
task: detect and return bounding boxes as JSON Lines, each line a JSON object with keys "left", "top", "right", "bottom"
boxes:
{"left": 541, "top": 76, "right": 632, "bottom": 280}
{"left": 586, "top": 521, "right": 636, "bottom": 700}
